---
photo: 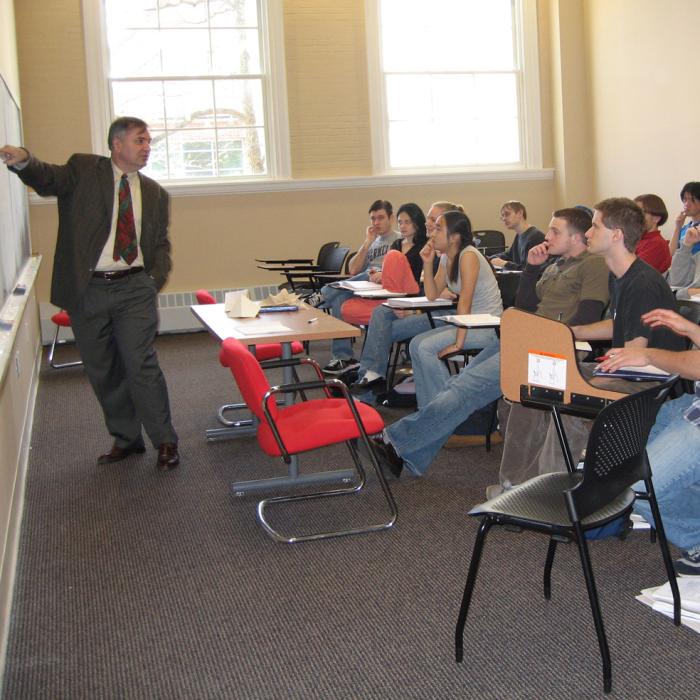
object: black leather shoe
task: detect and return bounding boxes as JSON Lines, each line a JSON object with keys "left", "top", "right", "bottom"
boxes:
{"left": 350, "top": 375, "right": 386, "bottom": 395}
{"left": 97, "top": 442, "right": 146, "bottom": 465}
{"left": 157, "top": 443, "right": 180, "bottom": 471}
{"left": 371, "top": 437, "right": 404, "bottom": 478}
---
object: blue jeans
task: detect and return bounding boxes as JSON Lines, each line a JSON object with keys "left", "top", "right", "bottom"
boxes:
{"left": 633, "top": 393, "right": 700, "bottom": 550}
{"left": 321, "top": 271, "right": 368, "bottom": 360}
{"left": 409, "top": 325, "right": 499, "bottom": 408}
{"left": 358, "top": 304, "right": 440, "bottom": 378}
{"left": 386, "top": 337, "right": 502, "bottom": 475}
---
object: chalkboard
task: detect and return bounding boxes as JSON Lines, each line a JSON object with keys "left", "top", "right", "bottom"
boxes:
{"left": 0, "top": 75, "right": 30, "bottom": 308}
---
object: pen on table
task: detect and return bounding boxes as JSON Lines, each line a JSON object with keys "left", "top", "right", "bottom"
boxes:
{"left": 307, "top": 317, "right": 319, "bottom": 324}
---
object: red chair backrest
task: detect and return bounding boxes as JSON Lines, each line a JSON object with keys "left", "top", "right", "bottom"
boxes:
{"left": 219, "top": 338, "right": 277, "bottom": 421}
{"left": 196, "top": 289, "right": 216, "bottom": 305}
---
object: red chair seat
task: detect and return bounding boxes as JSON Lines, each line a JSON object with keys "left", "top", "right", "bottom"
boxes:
{"left": 256, "top": 398, "right": 384, "bottom": 456}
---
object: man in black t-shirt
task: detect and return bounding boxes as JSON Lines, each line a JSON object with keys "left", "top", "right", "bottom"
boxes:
{"left": 494, "top": 198, "right": 684, "bottom": 496}
{"left": 572, "top": 197, "right": 684, "bottom": 352}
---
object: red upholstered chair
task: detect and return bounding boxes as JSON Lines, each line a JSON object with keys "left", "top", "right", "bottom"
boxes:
{"left": 48, "top": 310, "right": 83, "bottom": 369}
{"left": 195, "top": 289, "right": 305, "bottom": 426}
{"left": 219, "top": 337, "right": 397, "bottom": 542}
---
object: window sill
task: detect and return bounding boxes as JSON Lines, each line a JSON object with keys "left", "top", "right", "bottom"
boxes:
{"left": 28, "top": 167, "right": 554, "bottom": 204}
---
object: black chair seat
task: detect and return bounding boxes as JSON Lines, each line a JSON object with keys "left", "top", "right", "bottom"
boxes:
{"left": 471, "top": 472, "right": 635, "bottom": 530}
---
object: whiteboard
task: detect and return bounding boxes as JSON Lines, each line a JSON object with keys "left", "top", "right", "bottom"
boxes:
{"left": 0, "top": 75, "right": 30, "bottom": 308}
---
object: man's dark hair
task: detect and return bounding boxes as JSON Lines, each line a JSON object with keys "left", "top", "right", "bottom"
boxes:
{"left": 593, "top": 197, "right": 645, "bottom": 252}
{"left": 552, "top": 207, "right": 592, "bottom": 239}
{"left": 680, "top": 182, "right": 700, "bottom": 202}
{"left": 500, "top": 200, "right": 527, "bottom": 219}
{"left": 108, "top": 117, "right": 149, "bottom": 150}
{"left": 634, "top": 193, "right": 668, "bottom": 226}
{"left": 368, "top": 199, "right": 393, "bottom": 217}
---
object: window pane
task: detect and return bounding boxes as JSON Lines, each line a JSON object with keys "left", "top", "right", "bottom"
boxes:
{"left": 381, "top": 0, "right": 514, "bottom": 72}
{"left": 211, "top": 28, "right": 261, "bottom": 74}
{"left": 160, "top": 29, "right": 212, "bottom": 75}
{"left": 112, "top": 80, "right": 165, "bottom": 124}
{"left": 106, "top": 0, "right": 158, "bottom": 29}
{"left": 163, "top": 81, "right": 215, "bottom": 129}
{"left": 218, "top": 127, "right": 266, "bottom": 175}
{"left": 209, "top": 0, "right": 259, "bottom": 28}
{"left": 157, "top": 0, "right": 208, "bottom": 28}
{"left": 107, "top": 29, "right": 162, "bottom": 77}
{"left": 214, "top": 79, "right": 264, "bottom": 128}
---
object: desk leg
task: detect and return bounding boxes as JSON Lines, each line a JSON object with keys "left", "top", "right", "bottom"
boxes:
{"left": 551, "top": 405, "right": 576, "bottom": 473}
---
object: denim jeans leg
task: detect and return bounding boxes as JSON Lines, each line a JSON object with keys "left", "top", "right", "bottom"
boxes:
{"left": 358, "top": 306, "right": 433, "bottom": 378}
{"left": 386, "top": 338, "right": 502, "bottom": 475}
{"left": 410, "top": 325, "right": 499, "bottom": 409}
{"left": 632, "top": 394, "right": 700, "bottom": 549}
{"left": 321, "top": 282, "right": 358, "bottom": 360}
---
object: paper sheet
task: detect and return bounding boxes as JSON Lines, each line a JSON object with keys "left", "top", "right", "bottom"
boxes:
{"left": 225, "top": 290, "right": 261, "bottom": 318}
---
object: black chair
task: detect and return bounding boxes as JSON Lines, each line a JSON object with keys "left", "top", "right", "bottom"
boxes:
{"left": 255, "top": 241, "right": 339, "bottom": 268}
{"left": 472, "top": 229, "right": 506, "bottom": 256}
{"left": 275, "top": 245, "right": 350, "bottom": 296}
{"left": 454, "top": 379, "right": 681, "bottom": 695}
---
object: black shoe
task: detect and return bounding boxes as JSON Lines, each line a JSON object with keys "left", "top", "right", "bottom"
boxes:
{"left": 371, "top": 437, "right": 404, "bottom": 478}
{"left": 350, "top": 375, "right": 386, "bottom": 395}
{"left": 97, "top": 441, "right": 146, "bottom": 465}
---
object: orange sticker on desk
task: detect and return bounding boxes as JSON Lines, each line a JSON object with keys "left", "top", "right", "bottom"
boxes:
{"left": 528, "top": 351, "right": 567, "bottom": 391}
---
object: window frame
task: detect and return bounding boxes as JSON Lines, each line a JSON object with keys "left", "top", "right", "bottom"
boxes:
{"left": 364, "top": 0, "right": 542, "bottom": 175}
{"left": 81, "top": 0, "right": 291, "bottom": 193}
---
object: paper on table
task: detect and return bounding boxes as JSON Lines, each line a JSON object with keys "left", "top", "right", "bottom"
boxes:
{"left": 236, "top": 320, "right": 294, "bottom": 336}
{"left": 386, "top": 296, "right": 454, "bottom": 307}
{"left": 442, "top": 314, "right": 502, "bottom": 327}
{"left": 225, "top": 290, "right": 260, "bottom": 318}
{"left": 355, "top": 289, "right": 406, "bottom": 298}
{"left": 333, "top": 280, "right": 383, "bottom": 292}
{"left": 593, "top": 363, "right": 672, "bottom": 380}
{"left": 575, "top": 341, "right": 592, "bottom": 352}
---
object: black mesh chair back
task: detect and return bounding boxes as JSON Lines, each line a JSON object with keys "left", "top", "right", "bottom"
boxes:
{"left": 567, "top": 380, "right": 675, "bottom": 522}
{"left": 472, "top": 229, "right": 506, "bottom": 256}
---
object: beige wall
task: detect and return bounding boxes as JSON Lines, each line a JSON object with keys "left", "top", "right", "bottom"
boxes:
{"left": 584, "top": 0, "right": 699, "bottom": 236}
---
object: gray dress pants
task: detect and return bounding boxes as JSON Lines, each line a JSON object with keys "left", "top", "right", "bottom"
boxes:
{"left": 68, "top": 271, "right": 178, "bottom": 449}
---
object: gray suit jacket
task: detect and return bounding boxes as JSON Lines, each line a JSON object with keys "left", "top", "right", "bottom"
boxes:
{"left": 14, "top": 153, "right": 172, "bottom": 310}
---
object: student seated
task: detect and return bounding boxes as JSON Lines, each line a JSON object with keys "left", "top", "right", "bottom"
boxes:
{"left": 347, "top": 201, "right": 463, "bottom": 394}
{"left": 597, "top": 308, "right": 700, "bottom": 576}
{"left": 320, "top": 199, "right": 400, "bottom": 374}
{"left": 370, "top": 207, "right": 609, "bottom": 478}
{"left": 633, "top": 193, "right": 672, "bottom": 273}
{"left": 339, "top": 202, "right": 426, "bottom": 325}
{"left": 493, "top": 197, "right": 685, "bottom": 497}
{"left": 407, "top": 210, "right": 503, "bottom": 409}
{"left": 489, "top": 200, "right": 544, "bottom": 271}
{"left": 669, "top": 223, "right": 700, "bottom": 296}
{"left": 670, "top": 181, "right": 700, "bottom": 255}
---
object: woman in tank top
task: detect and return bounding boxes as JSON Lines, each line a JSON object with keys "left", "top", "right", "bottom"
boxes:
{"left": 410, "top": 210, "right": 503, "bottom": 409}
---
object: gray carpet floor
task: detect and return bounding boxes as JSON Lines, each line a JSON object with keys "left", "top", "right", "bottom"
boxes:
{"left": 2, "top": 332, "right": 700, "bottom": 699}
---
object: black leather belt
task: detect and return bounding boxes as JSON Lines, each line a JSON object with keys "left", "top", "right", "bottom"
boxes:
{"left": 92, "top": 266, "right": 144, "bottom": 280}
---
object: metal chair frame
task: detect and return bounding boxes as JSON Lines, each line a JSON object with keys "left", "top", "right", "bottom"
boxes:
{"left": 48, "top": 315, "right": 82, "bottom": 369}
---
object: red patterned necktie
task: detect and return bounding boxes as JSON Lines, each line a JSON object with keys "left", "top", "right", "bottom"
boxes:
{"left": 113, "top": 173, "right": 137, "bottom": 264}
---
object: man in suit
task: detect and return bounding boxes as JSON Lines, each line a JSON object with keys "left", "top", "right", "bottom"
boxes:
{"left": 1, "top": 117, "right": 179, "bottom": 470}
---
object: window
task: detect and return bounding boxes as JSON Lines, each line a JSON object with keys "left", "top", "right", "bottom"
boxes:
{"left": 82, "top": 0, "right": 290, "bottom": 185}
{"left": 366, "top": 0, "right": 541, "bottom": 173}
